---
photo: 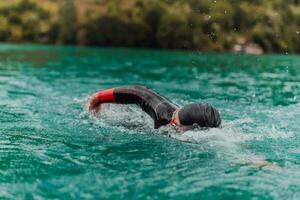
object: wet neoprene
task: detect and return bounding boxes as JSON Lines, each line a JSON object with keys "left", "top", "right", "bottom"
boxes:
{"left": 95, "top": 85, "right": 178, "bottom": 128}
{"left": 95, "top": 85, "right": 221, "bottom": 128}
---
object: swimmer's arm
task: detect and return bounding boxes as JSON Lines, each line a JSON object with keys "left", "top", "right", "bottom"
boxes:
{"left": 89, "top": 88, "right": 116, "bottom": 112}
{"left": 89, "top": 86, "right": 145, "bottom": 112}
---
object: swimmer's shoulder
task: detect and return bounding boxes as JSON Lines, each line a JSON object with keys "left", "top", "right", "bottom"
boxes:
{"left": 126, "top": 85, "right": 149, "bottom": 90}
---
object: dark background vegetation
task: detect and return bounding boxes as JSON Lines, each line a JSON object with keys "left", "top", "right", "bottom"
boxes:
{"left": 1, "top": 0, "right": 300, "bottom": 53}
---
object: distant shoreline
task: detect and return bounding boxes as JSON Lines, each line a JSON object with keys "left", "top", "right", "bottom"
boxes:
{"left": 1, "top": 42, "right": 295, "bottom": 57}
{"left": 1, "top": 0, "right": 300, "bottom": 54}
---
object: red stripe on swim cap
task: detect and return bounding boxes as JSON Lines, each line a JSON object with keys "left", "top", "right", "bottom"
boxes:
{"left": 96, "top": 88, "right": 115, "bottom": 103}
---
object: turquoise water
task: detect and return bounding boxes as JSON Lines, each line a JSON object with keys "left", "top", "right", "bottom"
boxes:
{"left": 0, "top": 44, "right": 299, "bottom": 199}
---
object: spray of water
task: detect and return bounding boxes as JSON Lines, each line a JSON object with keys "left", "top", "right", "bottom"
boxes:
{"left": 83, "top": 99, "right": 299, "bottom": 170}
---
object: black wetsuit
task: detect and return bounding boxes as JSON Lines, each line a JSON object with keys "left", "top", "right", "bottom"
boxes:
{"left": 96, "top": 85, "right": 179, "bottom": 128}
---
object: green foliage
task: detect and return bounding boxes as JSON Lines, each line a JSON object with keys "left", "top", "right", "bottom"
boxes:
{"left": 1, "top": 0, "right": 300, "bottom": 53}
{"left": 0, "top": 0, "right": 54, "bottom": 43}
{"left": 142, "top": 0, "right": 167, "bottom": 47}
{"left": 156, "top": 3, "right": 193, "bottom": 49}
{"left": 83, "top": 1, "right": 150, "bottom": 47}
{"left": 58, "top": 0, "right": 77, "bottom": 44}
{"left": 84, "top": 14, "right": 150, "bottom": 47}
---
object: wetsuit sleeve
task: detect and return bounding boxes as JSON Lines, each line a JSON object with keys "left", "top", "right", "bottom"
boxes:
{"left": 94, "top": 85, "right": 149, "bottom": 104}
{"left": 93, "top": 86, "right": 143, "bottom": 104}
{"left": 94, "top": 88, "right": 116, "bottom": 103}
{"left": 91, "top": 85, "right": 177, "bottom": 129}
{"left": 92, "top": 86, "right": 158, "bottom": 125}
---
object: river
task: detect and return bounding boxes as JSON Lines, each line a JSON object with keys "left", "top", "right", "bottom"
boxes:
{"left": 0, "top": 44, "right": 299, "bottom": 199}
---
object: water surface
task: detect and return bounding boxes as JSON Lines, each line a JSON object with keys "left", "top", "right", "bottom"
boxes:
{"left": 0, "top": 44, "right": 299, "bottom": 199}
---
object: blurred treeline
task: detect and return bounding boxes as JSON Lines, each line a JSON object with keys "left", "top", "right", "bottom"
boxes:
{"left": 1, "top": 0, "right": 300, "bottom": 53}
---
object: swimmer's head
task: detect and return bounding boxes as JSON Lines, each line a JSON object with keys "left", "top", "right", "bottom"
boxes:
{"left": 178, "top": 103, "right": 221, "bottom": 128}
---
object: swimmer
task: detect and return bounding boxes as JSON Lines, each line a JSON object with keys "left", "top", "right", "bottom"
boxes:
{"left": 88, "top": 85, "right": 281, "bottom": 169}
{"left": 89, "top": 85, "right": 221, "bottom": 131}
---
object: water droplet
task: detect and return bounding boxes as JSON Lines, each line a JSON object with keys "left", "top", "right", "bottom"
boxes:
{"left": 293, "top": 96, "right": 297, "bottom": 101}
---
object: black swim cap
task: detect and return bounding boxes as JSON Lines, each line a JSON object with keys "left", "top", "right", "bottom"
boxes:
{"left": 178, "top": 103, "right": 221, "bottom": 128}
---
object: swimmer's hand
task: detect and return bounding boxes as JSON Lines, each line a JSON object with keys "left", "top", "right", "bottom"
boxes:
{"left": 89, "top": 94, "right": 102, "bottom": 113}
